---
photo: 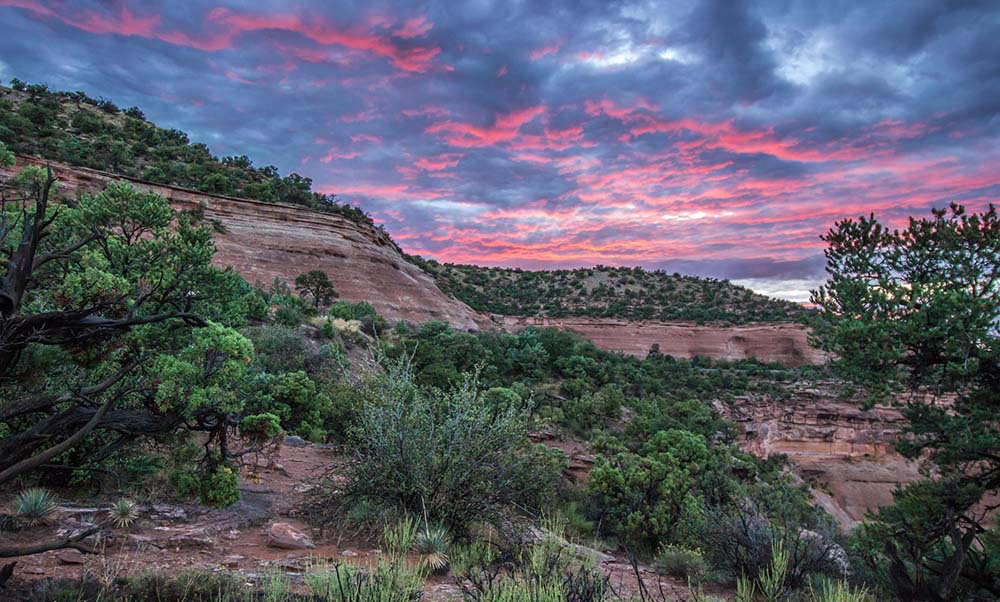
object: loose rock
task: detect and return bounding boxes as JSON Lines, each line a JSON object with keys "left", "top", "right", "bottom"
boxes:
{"left": 267, "top": 522, "right": 314, "bottom": 550}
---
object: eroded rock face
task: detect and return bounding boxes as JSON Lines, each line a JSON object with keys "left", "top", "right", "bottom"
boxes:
{"left": 719, "top": 383, "right": 918, "bottom": 528}
{"left": 501, "top": 316, "right": 827, "bottom": 366}
{"left": 3, "top": 156, "right": 490, "bottom": 331}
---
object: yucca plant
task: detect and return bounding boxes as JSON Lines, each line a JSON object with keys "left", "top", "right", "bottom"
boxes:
{"left": 809, "top": 578, "right": 872, "bottom": 602}
{"left": 110, "top": 498, "right": 138, "bottom": 528}
{"left": 416, "top": 523, "right": 451, "bottom": 574}
{"left": 735, "top": 573, "right": 757, "bottom": 602}
{"left": 758, "top": 539, "right": 789, "bottom": 602}
{"left": 14, "top": 487, "right": 56, "bottom": 526}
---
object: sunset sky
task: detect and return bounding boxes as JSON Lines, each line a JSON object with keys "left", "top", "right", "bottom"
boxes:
{"left": 1, "top": 0, "right": 997, "bottom": 300}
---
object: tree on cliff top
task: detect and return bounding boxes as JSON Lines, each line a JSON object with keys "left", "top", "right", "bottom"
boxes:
{"left": 811, "top": 203, "right": 1000, "bottom": 600}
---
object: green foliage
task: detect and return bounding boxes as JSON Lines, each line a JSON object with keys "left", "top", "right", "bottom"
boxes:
{"left": 109, "top": 498, "right": 138, "bottom": 528}
{"left": 200, "top": 463, "right": 240, "bottom": 507}
{"left": 588, "top": 428, "right": 733, "bottom": 551}
{"left": 808, "top": 578, "right": 873, "bottom": 602}
{"left": 295, "top": 269, "right": 338, "bottom": 307}
{"left": 416, "top": 522, "right": 452, "bottom": 573}
{"left": 126, "top": 569, "right": 249, "bottom": 601}
{"left": 13, "top": 487, "right": 56, "bottom": 526}
{"left": 454, "top": 528, "right": 612, "bottom": 602}
{"left": 0, "top": 82, "right": 376, "bottom": 224}
{"left": 274, "top": 304, "right": 304, "bottom": 326}
{"left": 757, "top": 539, "right": 789, "bottom": 602}
{"left": 240, "top": 413, "right": 283, "bottom": 442}
{"left": 0, "top": 140, "right": 13, "bottom": 166}
{"left": 343, "top": 357, "right": 563, "bottom": 532}
{"left": 328, "top": 300, "right": 386, "bottom": 335}
{"left": 247, "top": 370, "right": 332, "bottom": 441}
{"left": 812, "top": 203, "right": 1000, "bottom": 600}
{"left": 656, "top": 544, "right": 709, "bottom": 581}
{"left": 151, "top": 322, "right": 254, "bottom": 418}
{"left": 304, "top": 559, "right": 425, "bottom": 602}
{"left": 419, "top": 261, "right": 807, "bottom": 324}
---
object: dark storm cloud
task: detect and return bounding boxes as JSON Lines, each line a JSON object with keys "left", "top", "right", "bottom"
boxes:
{"left": 0, "top": 0, "right": 997, "bottom": 299}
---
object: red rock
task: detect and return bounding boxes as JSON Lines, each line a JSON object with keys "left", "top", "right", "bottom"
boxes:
{"left": 266, "top": 522, "right": 314, "bottom": 550}
{"left": 3, "top": 156, "right": 488, "bottom": 330}
{"left": 55, "top": 549, "right": 86, "bottom": 564}
{"left": 502, "top": 316, "right": 827, "bottom": 367}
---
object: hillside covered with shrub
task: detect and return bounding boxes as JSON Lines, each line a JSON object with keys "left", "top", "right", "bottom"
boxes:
{"left": 0, "top": 80, "right": 371, "bottom": 223}
{"left": 415, "top": 260, "right": 808, "bottom": 324}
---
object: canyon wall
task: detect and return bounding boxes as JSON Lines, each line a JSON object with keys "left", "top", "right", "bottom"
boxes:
{"left": 501, "top": 316, "right": 827, "bottom": 366}
{"left": 4, "top": 156, "right": 490, "bottom": 330}
{"left": 720, "top": 384, "right": 915, "bottom": 527}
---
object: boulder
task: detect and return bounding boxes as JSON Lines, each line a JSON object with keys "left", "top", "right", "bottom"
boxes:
{"left": 55, "top": 549, "right": 86, "bottom": 565}
{"left": 266, "top": 522, "right": 314, "bottom": 550}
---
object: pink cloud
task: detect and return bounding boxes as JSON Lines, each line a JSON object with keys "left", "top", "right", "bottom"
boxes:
{"left": 426, "top": 106, "right": 545, "bottom": 147}
{"left": 393, "top": 15, "right": 432, "bottom": 39}
{"left": 414, "top": 153, "right": 463, "bottom": 171}
{"left": 350, "top": 134, "right": 382, "bottom": 144}
{"left": 529, "top": 44, "right": 559, "bottom": 60}
{"left": 1, "top": 1, "right": 441, "bottom": 72}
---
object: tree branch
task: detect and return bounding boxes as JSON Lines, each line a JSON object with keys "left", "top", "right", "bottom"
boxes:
{"left": 0, "top": 392, "right": 116, "bottom": 485}
{"left": 0, "top": 359, "right": 138, "bottom": 423}
{"left": 0, "top": 527, "right": 100, "bottom": 558}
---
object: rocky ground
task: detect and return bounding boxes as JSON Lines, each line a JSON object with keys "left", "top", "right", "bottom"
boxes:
{"left": 0, "top": 438, "right": 712, "bottom": 601}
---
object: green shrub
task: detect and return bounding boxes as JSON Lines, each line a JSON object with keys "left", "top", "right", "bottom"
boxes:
{"left": 342, "top": 358, "right": 562, "bottom": 532}
{"left": 305, "top": 559, "right": 424, "bottom": 602}
{"left": 808, "top": 578, "right": 873, "bottom": 602}
{"left": 200, "top": 464, "right": 240, "bottom": 507}
{"left": 656, "top": 544, "right": 709, "bottom": 580}
{"left": 588, "top": 429, "right": 725, "bottom": 551}
{"left": 246, "top": 371, "right": 332, "bottom": 441}
{"left": 274, "top": 304, "right": 303, "bottom": 327}
{"left": 110, "top": 498, "right": 139, "bottom": 528}
{"left": 127, "top": 569, "right": 248, "bottom": 601}
{"left": 240, "top": 413, "right": 283, "bottom": 442}
{"left": 454, "top": 529, "right": 612, "bottom": 602}
{"left": 415, "top": 522, "right": 452, "bottom": 573}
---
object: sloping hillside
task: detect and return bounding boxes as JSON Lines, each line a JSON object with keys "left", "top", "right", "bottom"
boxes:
{"left": 0, "top": 82, "right": 366, "bottom": 219}
{"left": 2, "top": 155, "right": 489, "bottom": 330}
{"left": 415, "top": 260, "right": 808, "bottom": 324}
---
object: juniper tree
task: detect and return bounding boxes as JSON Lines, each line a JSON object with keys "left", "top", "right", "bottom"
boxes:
{"left": 811, "top": 204, "right": 1000, "bottom": 600}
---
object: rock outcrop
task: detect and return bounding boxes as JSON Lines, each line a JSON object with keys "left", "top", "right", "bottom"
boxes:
{"left": 719, "top": 383, "right": 918, "bottom": 528}
{"left": 3, "top": 156, "right": 490, "bottom": 330}
{"left": 501, "top": 316, "right": 827, "bottom": 366}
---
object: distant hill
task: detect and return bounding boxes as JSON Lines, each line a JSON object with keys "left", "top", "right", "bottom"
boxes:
{"left": 412, "top": 259, "right": 808, "bottom": 324}
{"left": 0, "top": 80, "right": 371, "bottom": 224}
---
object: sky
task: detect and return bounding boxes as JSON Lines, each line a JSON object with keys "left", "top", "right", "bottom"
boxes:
{"left": 1, "top": 1, "right": 998, "bottom": 301}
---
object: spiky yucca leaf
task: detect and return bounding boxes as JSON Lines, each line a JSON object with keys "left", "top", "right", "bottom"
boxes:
{"left": 14, "top": 488, "right": 56, "bottom": 526}
{"left": 416, "top": 524, "right": 451, "bottom": 573}
{"left": 110, "top": 498, "right": 138, "bottom": 528}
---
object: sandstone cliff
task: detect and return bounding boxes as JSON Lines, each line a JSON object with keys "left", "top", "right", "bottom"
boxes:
{"left": 4, "top": 156, "right": 490, "bottom": 330}
{"left": 501, "top": 316, "right": 827, "bottom": 366}
{"left": 720, "top": 383, "right": 917, "bottom": 528}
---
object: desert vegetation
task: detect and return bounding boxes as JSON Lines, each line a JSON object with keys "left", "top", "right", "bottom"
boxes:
{"left": 412, "top": 260, "right": 807, "bottom": 325}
